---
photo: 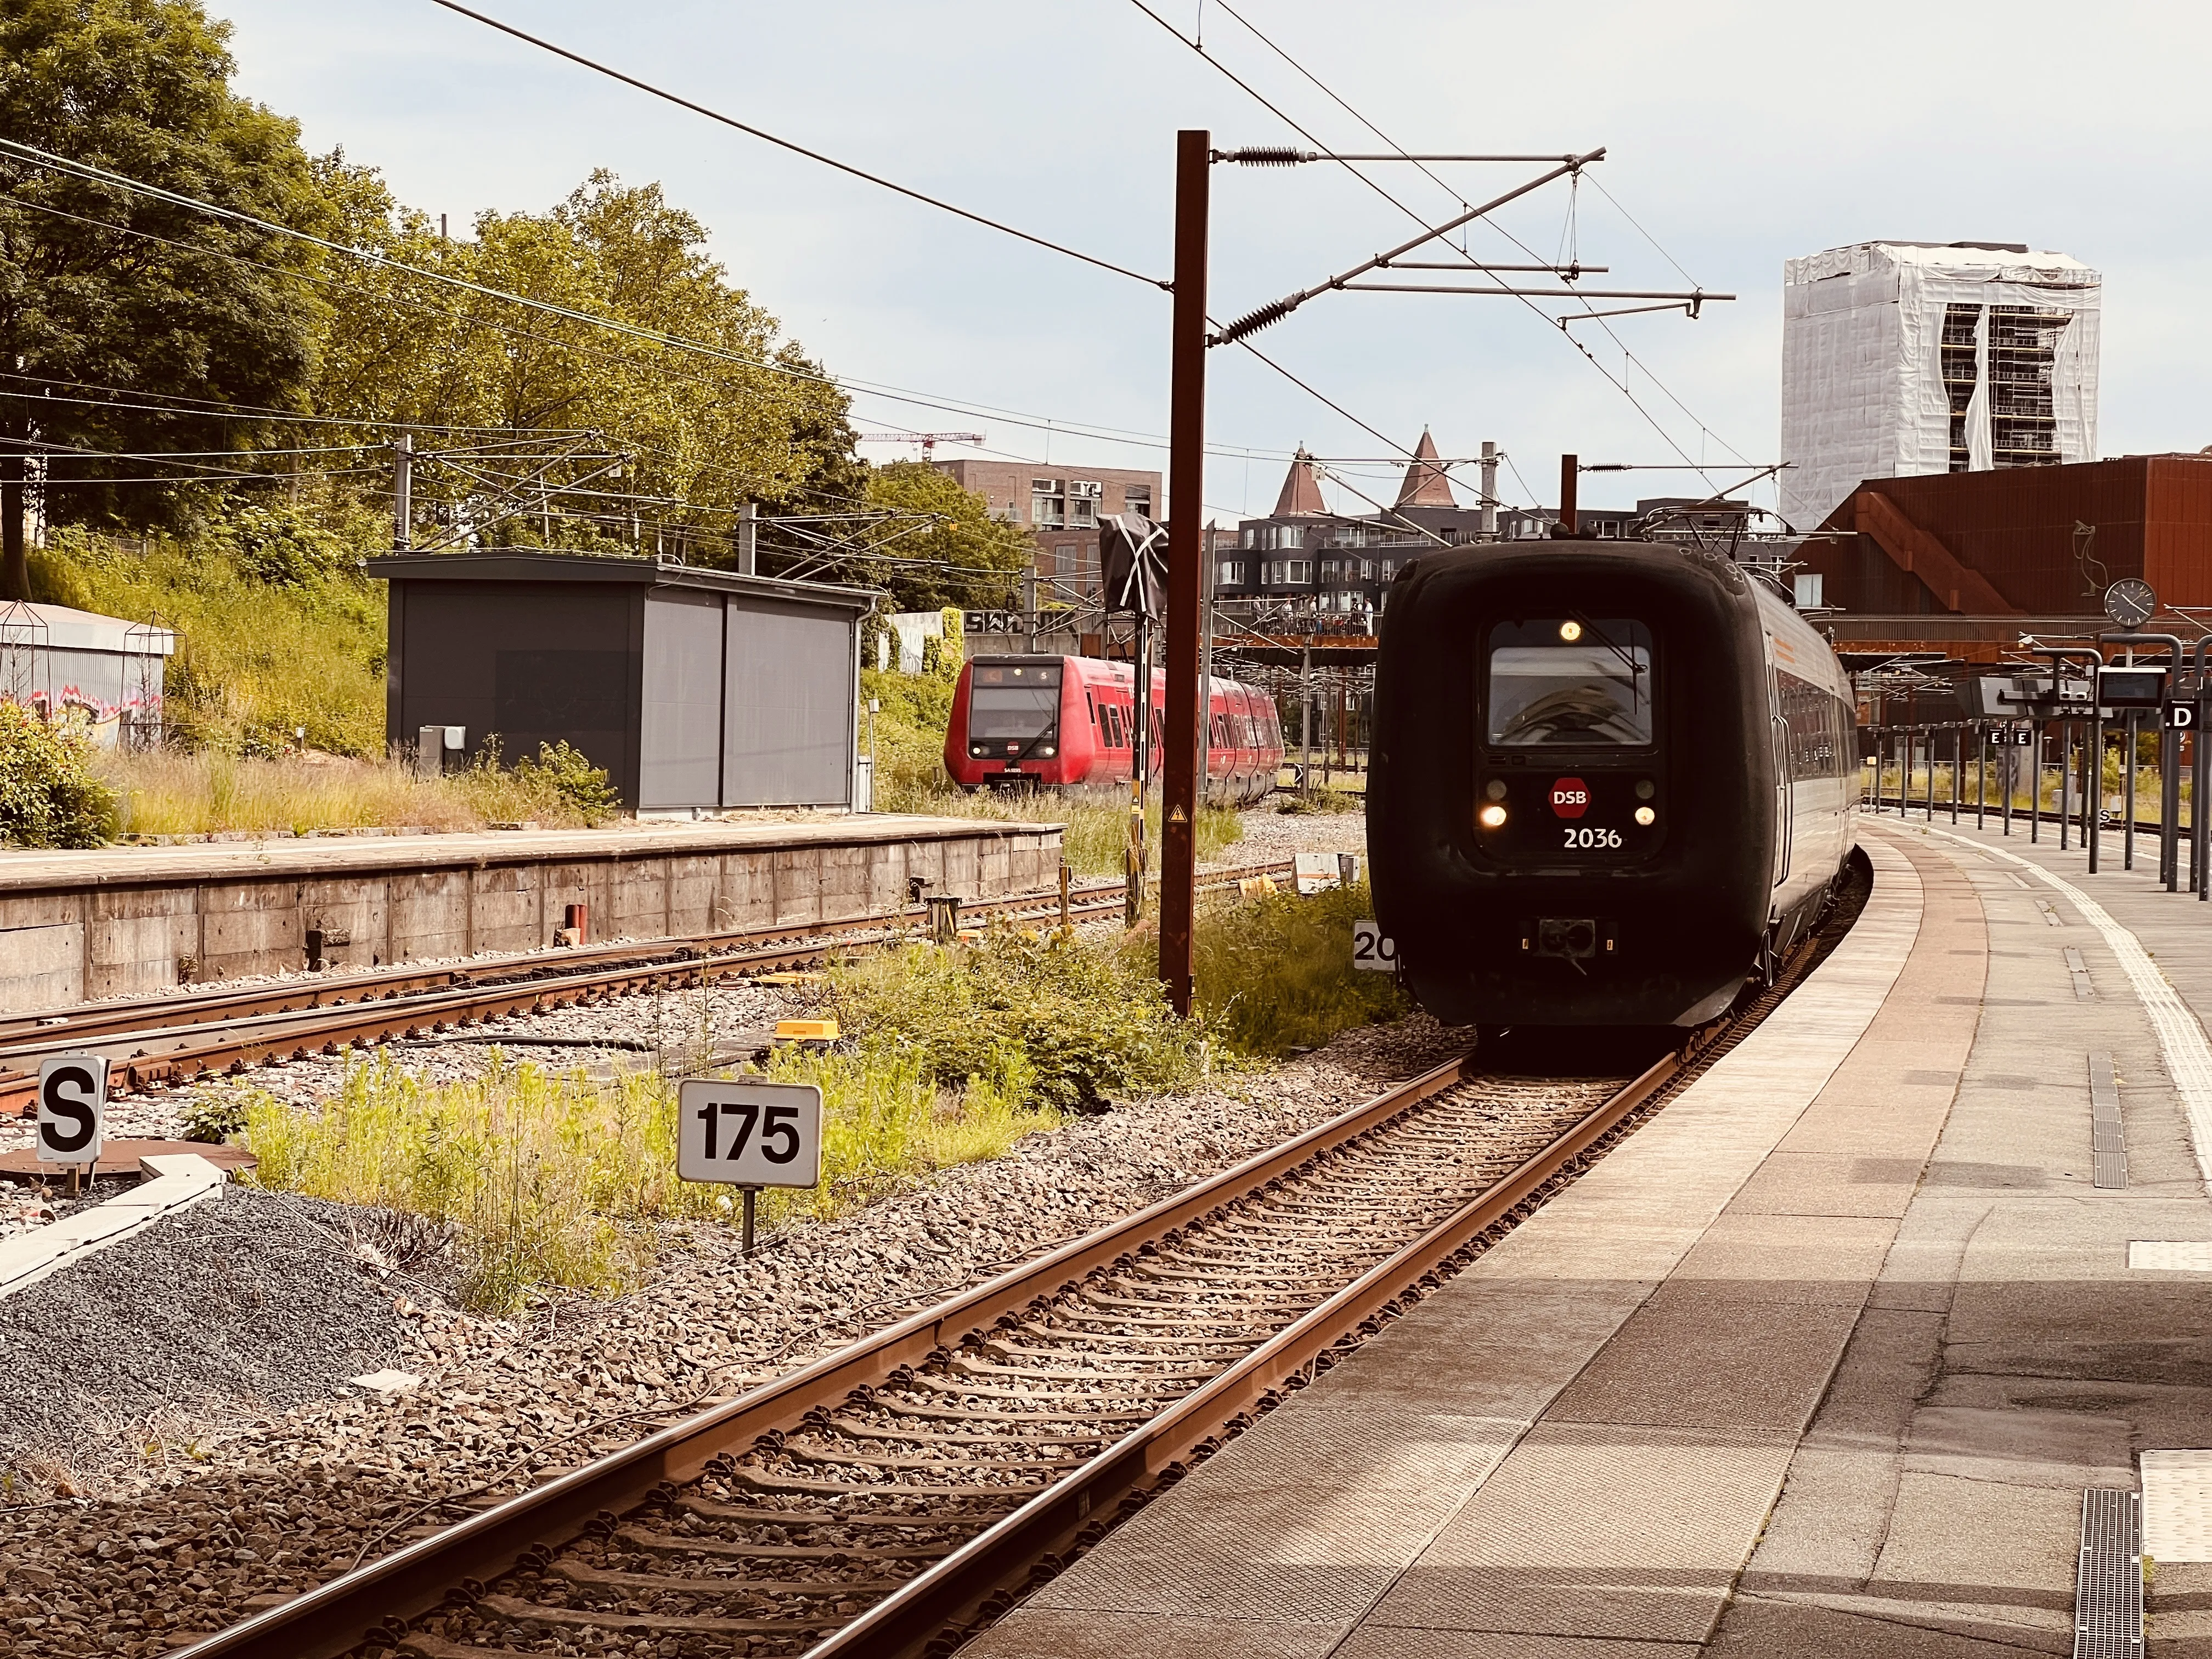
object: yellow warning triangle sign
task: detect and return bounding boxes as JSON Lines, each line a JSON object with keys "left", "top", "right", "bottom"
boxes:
{"left": 1169, "top": 805, "right": 1189, "bottom": 824}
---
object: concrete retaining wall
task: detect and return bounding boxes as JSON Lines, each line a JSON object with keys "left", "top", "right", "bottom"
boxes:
{"left": 0, "top": 817, "right": 1063, "bottom": 1012}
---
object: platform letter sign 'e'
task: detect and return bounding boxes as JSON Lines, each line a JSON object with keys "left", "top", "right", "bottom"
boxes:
{"left": 677, "top": 1079, "right": 823, "bottom": 1189}
{"left": 36, "top": 1054, "right": 106, "bottom": 1166}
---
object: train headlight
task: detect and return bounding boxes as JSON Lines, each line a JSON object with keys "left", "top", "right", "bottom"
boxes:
{"left": 1634, "top": 778, "right": 1656, "bottom": 800}
{"left": 1559, "top": 619, "right": 1583, "bottom": 642}
{"left": 1040, "top": 746, "right": 1056, "bottom": 757}
{"left": 1483, "top": 778, "right": 1508, "bottom": 801}
{"left": 1634, "top": 806, "right": 1656, "bottom": 826}
{"left": 970, "top": 745, "right": 985, "bottom": 757}
{"left": 1479, "top": 804, "right": 1508, "bottom": 828}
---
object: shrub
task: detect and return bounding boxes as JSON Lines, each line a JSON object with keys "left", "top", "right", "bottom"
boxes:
{"left": 508, "top": 739, "right": 620, "bottom": 823}
{"left": 1188, "top": 880, "right": 1407, "bottom": 1057}
{"left": 0, "top": 703, "right": 116, "bottom": 847}
{"left": 31, "top": 521, "right": 386, "bottom": 757}
{"left": 826, "top": 921, "right": 1206, "bottom": 1112}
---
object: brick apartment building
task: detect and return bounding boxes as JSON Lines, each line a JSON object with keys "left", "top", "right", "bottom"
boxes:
{"left": 932, "top": 460, "right": 1160, "bottom": 598}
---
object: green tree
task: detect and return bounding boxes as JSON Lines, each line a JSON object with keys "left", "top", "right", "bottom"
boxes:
{"left": 309, "top": 167, "right": 869, "bottom": 555}
{"left": 0, "top": 0, "right": 327, "bottom": 598}
{"left": 853, "top": 461, "right": 1034, "bottom": 612}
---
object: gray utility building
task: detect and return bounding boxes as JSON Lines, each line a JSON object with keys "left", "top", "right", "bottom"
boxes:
{"left": 368, "top": 551, "right": 877, "bottom": 813}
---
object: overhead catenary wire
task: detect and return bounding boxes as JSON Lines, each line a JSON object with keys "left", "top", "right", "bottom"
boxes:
{"left": 1131, "top": 0, "right": 1748, "bottom": 493}
{"left": 425, "top": 0, "right": 1169, "bottom": 292}
{"left": 8, "top": 134, "right": 1435, "bottom": 535}
{"left": 0, "top": 175, "right": 1341, "bottom": 488}
{"left": 0, "top": 146, "right": 1221, "bottom": 466}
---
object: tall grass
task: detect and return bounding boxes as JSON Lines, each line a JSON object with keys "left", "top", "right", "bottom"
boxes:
{"left": 240, "top": 878, "right": 1406, "bottom": 1311}
{"left": 1188, "top": 880, "right": 1409, "bottom": 1057}
{"left": 93, "top": 749, "right": 614, "bottom": 836}
{"left": 243, "top": 1058, "right": 702, "bottom": 1314}
{"left": 242, "top": 1043, "right": 1062, "bottom": 1315}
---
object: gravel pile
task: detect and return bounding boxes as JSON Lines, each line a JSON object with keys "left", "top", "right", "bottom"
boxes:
{"left": 0, "top": 1189, "right": 410, "bottom": 1481}
{"left": 0, "top": 1012, "right": 1467, "bottom": 1658}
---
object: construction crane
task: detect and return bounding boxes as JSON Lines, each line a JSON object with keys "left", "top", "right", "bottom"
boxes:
{"left": 857, "top": 430, "right": 985, "bottom": 461}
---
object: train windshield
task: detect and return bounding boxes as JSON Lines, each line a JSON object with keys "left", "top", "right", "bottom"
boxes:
{"left": 1486, "top": 619, "right": 1654, "bottom": 747}
{"left": 969, "top": 662, "right": 1062, "bottom": 741}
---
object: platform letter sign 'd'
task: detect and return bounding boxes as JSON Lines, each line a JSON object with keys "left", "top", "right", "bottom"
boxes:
{"left": 2166, "top": 702, "right": 2198, "bottom": 732}
{"left": 36, "top": 1054, "right": 106, "bottom": 1166}
{"left": 677, "top": 1079, "right": 823, "bottom": 1189}
{"left": 1352, "top": 920, "right": 1397, "bottom": 972}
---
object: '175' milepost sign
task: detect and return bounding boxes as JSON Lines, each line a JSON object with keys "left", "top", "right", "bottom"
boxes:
{"left": 678, "top": 1077, "right": 823, "bottom": 1255}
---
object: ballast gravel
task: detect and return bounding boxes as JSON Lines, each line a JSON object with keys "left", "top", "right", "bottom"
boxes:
{"left": 0, "top": 1011, "right": 1465, "bottom": 1659}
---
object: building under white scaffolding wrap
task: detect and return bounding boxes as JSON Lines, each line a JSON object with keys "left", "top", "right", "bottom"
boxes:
{"left": 1779, "top": 241, "right": 2101, "bottom": 532}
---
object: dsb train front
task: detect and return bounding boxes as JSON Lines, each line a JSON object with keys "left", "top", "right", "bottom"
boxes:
{"left": 1368, "top": 540, "right": 1856, "bottom": 1029}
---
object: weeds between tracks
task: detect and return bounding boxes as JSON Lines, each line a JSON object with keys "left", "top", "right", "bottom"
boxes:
{"left": 233, "top": 884, "right": 1397, "bottom": 1315}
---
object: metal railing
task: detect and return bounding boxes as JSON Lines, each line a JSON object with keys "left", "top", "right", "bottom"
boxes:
{"left": 1859, "top": 636, "right": 2209, "bottom": 900}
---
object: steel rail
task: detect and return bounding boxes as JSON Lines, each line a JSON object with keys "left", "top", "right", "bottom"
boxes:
{"left": 0, "top": 861, "right": 1296, "bottom": 1115}
{"left": 163, "top": 859, "right": 1862, "bottom": 1659}
{"left": 167, "top": 1046, "right": 1490, "bottom": 1659}
{"left": 813, "top": 1048, "right": 1681, "bottom": 1658}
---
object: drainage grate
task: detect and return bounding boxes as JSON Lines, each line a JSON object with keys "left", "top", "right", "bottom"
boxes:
{"left": 2066, "top": 947, "right": 2096, "bottom": 1001}
{"left": 2090, "top": 1051, "right": 2127, "bottom": 1190}
{"left": 2074, "top": 1487, "right": 2143, "bottom": 1659}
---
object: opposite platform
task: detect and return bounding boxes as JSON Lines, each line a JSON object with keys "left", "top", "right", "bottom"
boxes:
{"left": 0, "top": 815, "right": 1062, "bottom": 1010}
{"left": 965, "top": 822, "right": 2212, "bottom": 1656}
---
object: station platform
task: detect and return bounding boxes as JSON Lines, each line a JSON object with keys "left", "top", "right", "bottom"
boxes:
{"left": 966, "top": 820, "right": 2212, "bottom": 1657}
{"left": 0, "top": 815, "right": 1062, "bottom": 1011}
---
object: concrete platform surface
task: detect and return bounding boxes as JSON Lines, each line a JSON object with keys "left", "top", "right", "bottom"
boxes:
{"left": 964, "top": 820, "right": 2212, "bottom": 1657}
{"left": 0, "top": 812, "right": 1053, "bottom": 890}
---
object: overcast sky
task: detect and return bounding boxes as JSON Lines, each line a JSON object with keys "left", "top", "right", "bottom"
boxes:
{"left": 213, "top": 1, "right": 2210, "bottom": 523}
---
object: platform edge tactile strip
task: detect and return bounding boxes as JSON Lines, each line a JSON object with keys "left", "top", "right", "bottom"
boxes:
{"left": 2142, "top": 1451, "right": 2212, "bottom": 1565}
{"left": 2126, "top": 1241, "right": 2212, "bottom": 1271}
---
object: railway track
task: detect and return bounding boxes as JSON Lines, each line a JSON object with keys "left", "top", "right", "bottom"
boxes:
{"left": 0, "top": 860, "right": 1296, "bottom": 1116}
{"left": 168, "top": 859, "right": 1864, "bottom": 1659}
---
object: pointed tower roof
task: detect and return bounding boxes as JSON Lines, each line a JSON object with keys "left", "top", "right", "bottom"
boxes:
{"left": 1395, "top": 427, "right": 1457, "bottom": 508}
{"left": 1272, "top": 446, "right": 1329, "bottom": 516}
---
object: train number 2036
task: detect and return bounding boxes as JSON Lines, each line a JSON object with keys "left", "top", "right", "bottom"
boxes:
{"left": 1562, "top": 826, "right": 1623, "bottom": 850}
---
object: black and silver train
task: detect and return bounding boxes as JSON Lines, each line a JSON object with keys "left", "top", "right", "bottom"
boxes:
{"left": 1368, "top": 539, "right": 1858, "bottom": 1028}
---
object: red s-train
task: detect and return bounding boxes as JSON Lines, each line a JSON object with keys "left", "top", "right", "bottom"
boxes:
{"left": 945, "top": 654, "right": 1285, "bottom": 806}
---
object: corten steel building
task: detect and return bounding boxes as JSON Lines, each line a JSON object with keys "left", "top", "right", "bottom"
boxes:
{"left": 368, "top": 551, "right": 877, "bottom": 812}
{"left": 1796, "top": 454, "right": 2212, "bottom": 663}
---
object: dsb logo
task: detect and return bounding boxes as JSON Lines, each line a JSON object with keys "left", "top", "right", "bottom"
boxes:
{"left": 1550, "top": 777, "right": 1590, "bottom": 819}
